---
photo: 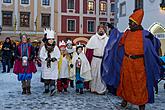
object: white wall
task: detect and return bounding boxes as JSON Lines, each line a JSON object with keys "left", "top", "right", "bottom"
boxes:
{"left": 117, "top": 0, "right": 134, "bottom": 31}
{"left": 117, "top": 0, "right": 165, "bottom": 31}
{"left": 143, "top": 0, "right": 165, "bottom": 29}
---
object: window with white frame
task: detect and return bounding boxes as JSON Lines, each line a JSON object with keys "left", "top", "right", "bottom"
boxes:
{"left": 21, "top": 0, "right": 29, "bottom": 4}
{"left": 42, "top": 0, "right": 50, "bottom": 6}
{"left": 67, "top": 20, "right": 76, "bottom": 32}
{"left": 3, "top": 0, "right": 11, "bottom": 3}
{"left": 68, "top": 0, "right": 74, "bottom": 9}
{"left": 88, "top": 21, "right": 95, "bottom": 33}
{"left": 88, "top": 1, "right": 94, "bottom": 11}
{"left": 119, "top": 1, "right": 126, "bottom": 17}
{"left": 100, "top": 2, "right": 107, "bottom": 12}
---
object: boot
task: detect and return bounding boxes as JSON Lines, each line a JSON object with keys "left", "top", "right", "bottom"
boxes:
{"left": 70, "top": 80, "right": 74, "bottom": 88}
{"left": 43, "top": 89, "right": 49, "bottom": 94}
{"left": 50, "top": 89, "right": 56, "bottom": 96}
{"left": 64, "top": 88, "right": 68, "bottom": 94}
{"left": 121, "top": 100, "right": 127, "bottom": 107}
{"left": 22, "top": 88, "right": 26, "bottom": 95}
{"left": 43, "top": 85, "right": 49, "bottom": 94}
{"left": 80, "top": 88, "right": 83, "bottom": 94}
{"left": 76, "top": 89, "right": 79, "bottom": 93}
{"left": 50, "top": 86, "right": 56, "bottom": 96}
{"left": 27, "top": 87, "right": 31, "bottom": 95}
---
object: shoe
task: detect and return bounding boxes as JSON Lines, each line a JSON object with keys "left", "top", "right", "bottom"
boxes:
{"left": 2, "top": 71, "right": 6, "bottom": 73}
{"left": 27, "top": 87, "right": 31, "bottom": 95}
{"left": 121, "top": 100, "right": 127, "bottom": 108}
{"left": 50, "top": 89, "right": 56, "bottom": 96}
{"left": 76, "top": 89, "right": 79, "bottom": 93}
{"left": 43, "top": 89, "right": 49, "bottom": 94}
{"left": 22, "top": 88, "right": 26, "bottom": 95}
{"left": 64, "top": 88, "right": 67, "bottom": 92}
{"left": 70, "top": 80, "right": 74, "bottom": 88}
{"left": 80, "top": 88, "right": 83, "bottom": 94}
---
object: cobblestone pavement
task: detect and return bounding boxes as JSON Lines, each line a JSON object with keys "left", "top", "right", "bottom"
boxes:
{"left": 0, "top": 68, "right": 164, "bottom": 110}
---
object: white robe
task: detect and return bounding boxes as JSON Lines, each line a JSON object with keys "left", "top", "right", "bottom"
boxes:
{"left": 40, "top": 46, "right": 61, "bottom": 80}
{"left": 72, "top": 52, "right": 92, "bottom": 81}
{"left": 59, "top": 56, "right": 69, "bottom": 78}
{"left": 86, "top": 33, "right": 109, "bottom": 94}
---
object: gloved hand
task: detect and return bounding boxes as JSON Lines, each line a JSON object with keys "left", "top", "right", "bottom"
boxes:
{"left": 51, "top": 57, "right": 57, "bottom": 62}
{"left": 45, "top": 57, "right": 51, "bottom": 61}
{"left": 70, "top": 64, "right": 73, "bottom": 68}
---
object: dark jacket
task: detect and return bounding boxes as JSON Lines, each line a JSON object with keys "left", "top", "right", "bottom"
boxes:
{"left": 2, "top": 42, "right": 12, "bottom": 58}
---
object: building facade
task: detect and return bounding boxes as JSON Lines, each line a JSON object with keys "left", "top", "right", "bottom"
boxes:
{"left": 0, "top": 0, "right": 57, "bottom": 41}
{"left": 0, "top": 0, "right": 116, "bottom": 44}
{"left": 117, "top": 0, "right": 165, "bottom": 54}
{"left": 57, "top": 0, "right": 115, "bottom": 44}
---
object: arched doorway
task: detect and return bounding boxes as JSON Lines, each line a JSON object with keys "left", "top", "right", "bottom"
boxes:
{"left": 149, "top": 22, "right": 165, "bottom": 55}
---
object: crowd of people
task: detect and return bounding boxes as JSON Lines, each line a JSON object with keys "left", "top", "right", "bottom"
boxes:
{"left": 1, "top": 37, "right": 40, "bottom": 73}
{"left": 0, "top": 9, "right": 164, "bottom": 110}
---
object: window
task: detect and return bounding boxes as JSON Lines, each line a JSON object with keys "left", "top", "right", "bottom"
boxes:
{"left": 3, "top": 0, "right": 11, "bottom": 3}
{"left": 68, "top": 0, "right": 74, "bottom": 9}
{"left": 120, "top": 1, "right": 126, "bottom": 17}
{"left": 2, "top": 11, "right": 12, "bottom": 26}
{"left": 88, "top": 21, "right": 95, "bottom": 33}
{"left": 42, "top": 0, "right": 49, "bottom": 6}
{"left": 111, "top": 4, "right": 115, "bottom": 12}
{"left": 67, "top": 20, "right": 76, "bottom": 32}
{"left": 88, "top": 1, "right": 94, "bottom": 11}
{"left": 100, "top": 2, "right": 107, "bottom": 12}
{"left": 20, "top": 12, "right": 30, "bottom": 27}
{"left": 41, "top": 14, "right": 50, "bottom": 27}
{"left": 21, "top": 0, "right": 29, "bottom": 4}
{"left": 135, "top": 0, "right": 143, "bottom": 9}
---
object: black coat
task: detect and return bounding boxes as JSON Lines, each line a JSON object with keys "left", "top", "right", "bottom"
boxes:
{"left": 2, "top": 42, "right": 12, "bottom": 59}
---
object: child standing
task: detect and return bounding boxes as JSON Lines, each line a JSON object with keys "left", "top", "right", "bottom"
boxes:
{"left": 13, "top": 33, "right": 37, "bottom": 95}
{"left": 57, "top": 40, "right": 70, "bottom": 93}
{"left": 72, "top": 43, "right": 92, "bottom": 94}
{"left": 66, "top": 40, "right": 75, "bottom": 88}
{"left": 40, "top": 29, "right": 61, "bottom": 96}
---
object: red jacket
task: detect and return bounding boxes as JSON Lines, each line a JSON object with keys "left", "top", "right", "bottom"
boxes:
{"left": 13, "top": 43, "right": 37, "bottom": 74}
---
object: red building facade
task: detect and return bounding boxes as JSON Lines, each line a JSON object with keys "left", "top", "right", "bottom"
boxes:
{"left": 57, "top": 0, "right": 115, "bottom": 44}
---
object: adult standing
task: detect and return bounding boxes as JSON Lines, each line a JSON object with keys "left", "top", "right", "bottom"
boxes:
{"left": 86, "top": 24, "right": 108, "bottom": 94}
{"left": 101, "top": 9, "right": 161, "bottom": 110}
{"left": 2, "top": 37, "right": 12, "bottom": 73}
